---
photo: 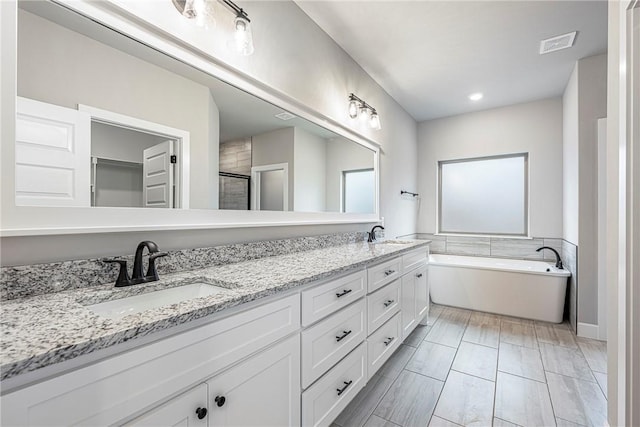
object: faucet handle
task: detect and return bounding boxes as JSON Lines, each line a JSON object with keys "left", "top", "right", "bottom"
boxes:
{"left": 102, "top": 259, "right": 131, "bottom": 287}
{"left": 146, "top": 252, "right": 168, "bottom": 281}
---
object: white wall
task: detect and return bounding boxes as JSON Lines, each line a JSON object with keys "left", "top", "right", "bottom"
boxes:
{"left": 252, "top": 127, "right": 295, "bottom": 210}
{"left": 325, "top": 137, "right": 376, "bottom": 212}
{"left": 16, "top": 9, "right": 219, "bottom": 210}
{"left": 562, "top": 53, "right": 608, "bottom": 326}
{"left": 563, "top": 65, "right": 580, "bottom": 245}
{"left": 417, "top": 98, "right": 564, "bottom": 237}
{"left": 293, "top": 128, "right": 327, "bottom": 212}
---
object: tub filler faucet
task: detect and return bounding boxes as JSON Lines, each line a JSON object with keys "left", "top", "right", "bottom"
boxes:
{"left": 536, "top": 246, "right": 564, "bottom": 270}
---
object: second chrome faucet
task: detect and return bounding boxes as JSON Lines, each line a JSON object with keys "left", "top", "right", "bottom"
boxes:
{"left": 103, "top": 241, "right": 168, "bottom": 287}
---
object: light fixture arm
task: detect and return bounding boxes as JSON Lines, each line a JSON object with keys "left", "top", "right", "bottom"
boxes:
{"left": 348, "top": 93, "right": 375, "bottom": 113}
{"left": 222, "top": 0, "right": 250, "bottom": 21}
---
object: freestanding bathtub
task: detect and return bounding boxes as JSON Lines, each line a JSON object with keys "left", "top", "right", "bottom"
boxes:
{"left": 429, "top": 254, "right": 571, "bottom": 323}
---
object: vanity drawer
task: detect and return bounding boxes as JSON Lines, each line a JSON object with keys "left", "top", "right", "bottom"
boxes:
{"left": 302, "top": 270, "right": 366, "bottom": 327}
{"left": 402, "top": 248, "right": 428, "bottom": 273}
{"left": 367, "top": 279, "right": 401, "bottom": 335}
{"left": 301, "top": 299, "right": 366, "bottom": 388}
{"left": 367, "top": 313, "right": 401, "bottom": 379}
{"left": 302, "top": 343, "right": 367, "bottom": 427}
{"left": 367, "top": 257, "right": 402, "bottom": 293}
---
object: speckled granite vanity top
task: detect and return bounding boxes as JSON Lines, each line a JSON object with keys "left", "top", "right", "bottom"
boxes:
{"left": 0, "top": 239, "right": 428, "bottom": 381}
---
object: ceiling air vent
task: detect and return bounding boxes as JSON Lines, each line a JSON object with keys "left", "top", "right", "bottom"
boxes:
{"left": 539, "top": 31, "right": 577, "bottom": 54}
{"left": 275, "top": 112, "right": 295, "bottom": 121}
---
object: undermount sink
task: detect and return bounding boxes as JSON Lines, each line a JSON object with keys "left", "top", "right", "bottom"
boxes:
{"left": 87, "top": 283, "right": 229, "bottom": 320}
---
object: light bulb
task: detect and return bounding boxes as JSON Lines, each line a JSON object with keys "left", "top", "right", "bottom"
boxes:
{"left": 182, "top": 0, "right": 212, "bottom": 28}
{"left": 234, "top": 15, "right": 254, "bottom": 56}
{"left": 348, "top": 99, "right": 358, "bottom": 119}
{"left": 359, "top": 105, "right": 370, "bottom": 123}
{"left": 370, "top": 111, "right": 381, "bottom": 130}
{"left": 182, "top": 0, "right": 196, "bottom": 18}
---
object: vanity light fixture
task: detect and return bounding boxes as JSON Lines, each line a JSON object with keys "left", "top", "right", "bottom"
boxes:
{"left": 223, "top": 0, "right": 254, "bottom": 56}
{"left": 176, "top": 0, "right": 213, "bottom": 28}
{"left": 348, "top": 93, "right": 381, "bottom": 131}
{"left": 172, "top": 0, "right": 254, "bottom": 55}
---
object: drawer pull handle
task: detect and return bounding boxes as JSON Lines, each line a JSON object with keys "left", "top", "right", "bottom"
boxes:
{"left": 416, "top": 273, "right": 423, "bottom": 278}
{"left": 336, "top": 289, "right": 353, "bottom": 298}
{"left": 384, "top": 337, "right": 395, "bottom": 346}
{"left": 195, "top": 407, "right": 208, "bottom": 419}
{"left": 383, "top": 299, "right": 395, "bottom": 307}
{"left": 214, "top": 396, "right": 226, "bottom": 407}
{"left": 384, "top": 269, "right": 395, "bottom": 276}
{"left": 336, "top": 380, "right": 353, "bottom": 396}
{"left": 336, "top": 330, "right": 352, "bottom": 342}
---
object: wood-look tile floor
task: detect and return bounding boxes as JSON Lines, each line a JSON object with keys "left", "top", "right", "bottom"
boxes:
{"left": 332, "top": 304, "right": 608, "bottom": 427}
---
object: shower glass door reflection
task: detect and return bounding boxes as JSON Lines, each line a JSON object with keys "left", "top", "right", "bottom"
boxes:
{"left": 218, "top": 172, "right": 250, "bottom": 210}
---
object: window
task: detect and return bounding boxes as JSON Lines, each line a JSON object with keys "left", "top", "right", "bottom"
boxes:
{"left": 438, "top": 153, "right": 528, "bottom": 236}
{"left": 342, "top": 169, "right": 375, "bottom": 213}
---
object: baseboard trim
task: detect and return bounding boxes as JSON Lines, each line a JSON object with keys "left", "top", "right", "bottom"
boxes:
{"left": 577, "top": 322, "right": 601, "bottom": 340}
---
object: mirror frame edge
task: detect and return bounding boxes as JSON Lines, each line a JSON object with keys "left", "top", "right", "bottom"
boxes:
{"left": 0, "top": 0, "right": 381, "bottom": 237}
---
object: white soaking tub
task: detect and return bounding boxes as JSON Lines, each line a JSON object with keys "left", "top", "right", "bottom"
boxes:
{"left": 429, "top": 254, "right": 571, "bottom": 323}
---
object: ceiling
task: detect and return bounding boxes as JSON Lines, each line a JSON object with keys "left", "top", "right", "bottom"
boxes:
{"left": 296, "top": 1, "right": 608, "bottom": 122}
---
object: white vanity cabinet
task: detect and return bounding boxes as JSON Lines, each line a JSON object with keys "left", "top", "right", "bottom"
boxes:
{"left": 205, "top": 334, "right": 300, "bottom": 427}
{"left": 1, "top": 245, "right": 430, "bottom": 427}
{"left": 125, "top": 384, "right": 209, "bottom": 426}
{"left": 0, "top": 295, "right": 301, "bottom": 427}
{"left": 400, "top": 249, "right": 430, "bottom": 340}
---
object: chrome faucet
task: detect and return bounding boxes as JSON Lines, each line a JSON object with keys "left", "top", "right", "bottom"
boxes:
{"left": 103, "top": 241, "right": 168, "bottom": 287}
{"left": 536, "top": 246, "right": 564, "bottom": 269}
{"left": 368, "top": 225, "right": 385, "bottom": 242}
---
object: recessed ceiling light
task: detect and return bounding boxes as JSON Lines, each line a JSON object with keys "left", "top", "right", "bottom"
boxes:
{"left": 468, "top": 93, "right": 483, "bottom": 101}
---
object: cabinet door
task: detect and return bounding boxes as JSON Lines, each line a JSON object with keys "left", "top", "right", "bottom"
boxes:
{"left": 415, "top": 265, "right": 429, "bottom": 320}
{"left": 124, "top": 383, "right": 208, "bottom": 427}
{"left": 207, "top": 334, "right": 300, "bottom": 427}
{"left": 401, "top": 274, "right": 417, "bottom": 339}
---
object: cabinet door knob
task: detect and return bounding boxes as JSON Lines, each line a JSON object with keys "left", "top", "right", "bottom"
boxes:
{"left": 383, "top": 299, "right": 395, "bottom": 307}
{"left": 215, "top": 395, "right": 226, "bottom": 407}
{"left": 384, "top": 269, "right": 395, "bottom": 276}
{"left": 416, "top": 273, "right": 423, "bottom": 278}
{"left": 335, "top": 330, "right": 352, "bottom": 342}
{"left": 336, "top": 289, "right": 352, "bottom": 298}
{"left": 195, "top": 407, "right": 208, "bottom": 419}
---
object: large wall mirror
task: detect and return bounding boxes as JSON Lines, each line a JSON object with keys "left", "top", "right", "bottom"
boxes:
{"left": 9, "top": 0, "right": 377, "bottom": 232}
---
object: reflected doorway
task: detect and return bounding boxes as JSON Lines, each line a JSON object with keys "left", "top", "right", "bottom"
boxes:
{"left": 251, "top": 163, "right": 289, "bottom": 211}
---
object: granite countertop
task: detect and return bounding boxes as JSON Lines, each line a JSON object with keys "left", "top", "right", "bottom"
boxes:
{"left": 0, "top": 239, "right": 429, "bottom": 381}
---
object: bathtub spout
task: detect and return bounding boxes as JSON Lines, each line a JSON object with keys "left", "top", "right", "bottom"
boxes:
{"left": 536, "top": 246, "right": 564, "bottom": 269}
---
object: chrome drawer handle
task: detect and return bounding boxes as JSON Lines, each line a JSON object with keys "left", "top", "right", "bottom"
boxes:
{"left": 384, "top": 269, "right": 395, "bottom": 276}
{"left": 336, "top": 380, "right": 353, "bottom": 396}
{"left": 336, "top": 330, "right": 352, "bottom": 342}
{"left": 383, "top": 299, "right": 395, "bottom": 307}
{"left": 384, "top": 337, "right": 395, "bottom": 346}
{"left": 336, "top": 289, "right": 353, "bottom": 298}
{"left": 416, "top": 273, "right": 423, "bottom": 278}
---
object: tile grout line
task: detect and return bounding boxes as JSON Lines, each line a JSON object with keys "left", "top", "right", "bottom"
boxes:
{"left": 492, "top": 317, "right": 502, "bottom": 425}
{"left": 425, "top": 312, "right": 471, "bottom": 427}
